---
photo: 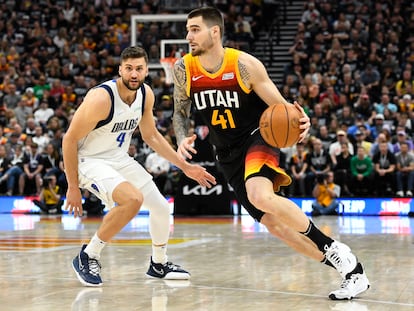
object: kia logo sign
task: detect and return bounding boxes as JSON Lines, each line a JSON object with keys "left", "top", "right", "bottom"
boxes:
{"left": 182, "top": 185, "right": 223, "bottom": 195}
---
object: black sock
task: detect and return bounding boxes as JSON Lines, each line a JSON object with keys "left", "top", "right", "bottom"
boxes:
{"left": 301, "top": 220, "right": 334, "bottom": 252}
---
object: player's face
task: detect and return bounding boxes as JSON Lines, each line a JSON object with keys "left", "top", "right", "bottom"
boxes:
{"left": 186, "top": 16, "right": 214, "bottom": 56}
{"left": 119, "top": 58, "right": 148, "bottom": 91}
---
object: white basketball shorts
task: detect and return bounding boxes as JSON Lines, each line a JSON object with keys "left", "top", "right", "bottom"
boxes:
{"left": 78, "top": 156, "right": 153, "bottom": 208}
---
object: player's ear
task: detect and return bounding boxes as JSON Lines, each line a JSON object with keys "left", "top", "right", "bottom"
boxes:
{"left": 210, "top": 25, "right": 220, "bottom": 37}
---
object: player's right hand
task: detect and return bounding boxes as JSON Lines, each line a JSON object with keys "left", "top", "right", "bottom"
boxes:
{"left": 65, "top": 186, "right": 84, "bottom": 218}
{"left": 177, "top": 134, "right": 198, "bottom": 160}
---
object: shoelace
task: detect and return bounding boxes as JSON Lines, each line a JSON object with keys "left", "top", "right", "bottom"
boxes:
{"left": 339, "top": 274, "right": 358, "bottom": 289}
{"left": 88, "top": 258, "right": 101, "bottom": 276}
{"left": 165, "top": 262, "right": 181, "bottom": 271}
{"left": 324, "top": 244, "right": 343, "bottom": 271}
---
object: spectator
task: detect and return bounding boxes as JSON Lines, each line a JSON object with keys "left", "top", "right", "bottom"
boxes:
{"left": 32, "top": 175, "right": 63, "bottom": 214}
{"left": 395, "top": 69, "right": 414, "bottom": 97}
{"left": 2, "top": 83, "right": 21, "bottom": 110}
{"left": 32, "top": 125, "right": 50, "bottom": 154}
{"left": 360, "top": 64, "right": 381, "bottom": 101}
{"left": 332, "top": 142, "right": 353, "bottom": 196}
{"left": 354, "top": 93, "right": 374, "bottom": 122}
{"left": 326, "top": 38, "right": 345, "bottom": 65}
{"left": 397, "top": 94, "right": 414, "bottom": 114}
{"left": 350, "top": 146, "right": 374, "bottom": 196}
{"left": 5, "top": 132, "right": 24, "bottom": 158}
{"left": 317, "top": 125, "right": 334, "bottom": 151}
{"left": 288, "top": 142, "right": 308, "bottom": 197}
{"left": 60, "top": 85, "right": 77, "bottom": 110}
{"left": 393, "top": 130, "right": 414, "bottom": 153}
{"left": 13, "top": 98, "right": 32, "bottom": 128}
{"left": 380, "top": 64, "right": 398, "bottom": 95}
{"left": 369, "top": 114, "right": 386, "bottom": 140}
{"left": 33, "top": 75, "right": 51, "bottom": 101}
{"left": 373, "top": 93, "right": 398, "bottom": 116}
{"left": 0, "top": 144, "right": 24, "bottom": 196}
{"left": 305, "top": 138, "right": 332, "bottom": 196}
{"left": 22, "top": 87, "right": 39, "bottom": 110}
{"left": 0, "top": 144, "right": 10, "bottom": 187}
{"left": 19, "top": 142, "right": 44, "bottom": 195}
{"left": 354, "top": 129, "right": 372, "bottom": 156}
{"left": 23, "top": 117, "right": 37, "bottom": 137}
{"left": 329, "top": 130, "right": 354, "bottom": 167}
{"left": 301, "top": 2, "right": 320, "bottom": 28}
{"left": 311, "top": 171, "right": 340, "bottom": 216}
{"left": 372, "top": 141, "right": 396, "bottom": 196}
{"left": 395, "top": 141, "right": 414, "bottom": 197}
{"left": 34, "top": 99, "right": 55, "bottom": 127}
{"left": 49, "top": 79, "right": 65, "bottom": 102}
{"left": 42, "top": 142, "right": 64, "bottom": 179}
{"left": 370, "top": 131, "right": 394, "bottom": 157}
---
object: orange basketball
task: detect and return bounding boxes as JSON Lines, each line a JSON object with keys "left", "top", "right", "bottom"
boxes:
{"left": 259, "top": 104, "right": 302, "bottom": 148}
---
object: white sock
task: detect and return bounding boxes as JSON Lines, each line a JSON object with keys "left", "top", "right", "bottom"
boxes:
{"left": 84, "top": 233, "right": 106, "bottom": 259}
{"left": 152, "top": 244, "right": 167, "bottom": 264}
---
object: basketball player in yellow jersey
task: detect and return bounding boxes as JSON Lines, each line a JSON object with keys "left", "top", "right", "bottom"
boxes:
{"left": 173, "top": 7, "right": 369, "bottom": 300}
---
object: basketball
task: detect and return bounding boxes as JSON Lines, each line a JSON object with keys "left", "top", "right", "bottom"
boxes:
{"left": 259, "top": 104, "right": 302, "bottom": 148}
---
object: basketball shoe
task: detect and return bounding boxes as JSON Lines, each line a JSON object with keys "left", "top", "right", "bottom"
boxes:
{"left": 324, "top": 241, "right": 357, "bottom": 279}
{"left": 72, "top": 244, "right": 103, "bottom": 286}
{"left": 329, "top": 263, "right": 370, "bottom": 300}
{"left": 146, "top": 257, "right": 190, "bottom": 280}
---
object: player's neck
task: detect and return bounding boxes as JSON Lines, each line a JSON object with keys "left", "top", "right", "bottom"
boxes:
{"left": 116, "top": 78, "right": 137, "bottom": 106}
{"left": 199, "top": 46, "right": 225, "bottom": 73}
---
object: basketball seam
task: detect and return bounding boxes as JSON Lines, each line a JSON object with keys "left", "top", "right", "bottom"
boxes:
{"left": 284, "top": 105, "right": 289, "bottom": 147}
{"left": 270, "top": 105, "right": 278, "bottom": 147}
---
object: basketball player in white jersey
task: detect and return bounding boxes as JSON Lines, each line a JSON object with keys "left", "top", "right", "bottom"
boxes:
{"left": 62, "top": 46, "right": 216, "bottom": 286}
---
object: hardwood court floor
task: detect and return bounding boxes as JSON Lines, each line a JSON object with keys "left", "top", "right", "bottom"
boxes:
{"left": 0, "top": 213, "right": 413, "bottom": 311}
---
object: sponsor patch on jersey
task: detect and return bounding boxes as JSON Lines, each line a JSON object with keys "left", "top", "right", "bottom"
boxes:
{"left": 222, "top": 72, "right": 234, "bottom": 80}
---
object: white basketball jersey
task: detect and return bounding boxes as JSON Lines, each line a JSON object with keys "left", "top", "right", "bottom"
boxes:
{"left": 78, "top": 79, "right": 146, "bottom": 160}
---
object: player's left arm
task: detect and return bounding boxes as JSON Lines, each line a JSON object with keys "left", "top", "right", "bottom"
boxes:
{"left": 238, "top": 53, "right": 310, "bottom": 141}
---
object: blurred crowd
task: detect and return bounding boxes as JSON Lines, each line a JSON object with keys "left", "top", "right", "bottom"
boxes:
{"left": 0, "top": 0, "right": 413, "bottom": 200}
{"left": 0, "top": 0, "right": 263, "bottom": 198}
{"left": 280, "top": 0, "right": 414, "bottom": 198}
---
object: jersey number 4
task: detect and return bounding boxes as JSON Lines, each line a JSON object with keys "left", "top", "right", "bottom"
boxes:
{"left": 116, "top": 132, "right": 126, "bottom": 147}
{"left": 211, "top": 109, "right": 235, "bottom": 129}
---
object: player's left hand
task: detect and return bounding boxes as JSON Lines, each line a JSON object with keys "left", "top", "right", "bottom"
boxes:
{"left": 183, "top": 163, "right": 217, "bottom": 188}
{"left": 294, "top": 101, "right": 310, "bottom": 142}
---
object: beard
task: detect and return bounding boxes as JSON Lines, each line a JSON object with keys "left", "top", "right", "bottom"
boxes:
{"left": 121, "top": 77, "right": 144, "bottom": 91}
{"left": 191, "top": 35, "right": 214, "bottom": 56}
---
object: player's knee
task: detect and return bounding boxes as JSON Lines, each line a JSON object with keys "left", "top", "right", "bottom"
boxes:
{"left": 130, "top": 192, "right": 144, "bottom": 212}
{"left": 246, "top": 187, "right": 267, "bottom": 209}
{"left": 116, "top": 190, "right": 143, "bottom": 216}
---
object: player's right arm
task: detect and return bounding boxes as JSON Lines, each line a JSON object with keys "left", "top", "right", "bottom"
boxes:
{"left": 172, "top": 58, "right": 198, "bottom": 160}
{"left": 62, "top": 88, "right": 111, "bottom": 217}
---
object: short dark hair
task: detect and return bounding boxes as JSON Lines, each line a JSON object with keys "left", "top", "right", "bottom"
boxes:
{"left": 120, "top": 46, "right": 148, "bottom": 64}
{"left": 188, "top": 7, "right": 224, "bottom": 39}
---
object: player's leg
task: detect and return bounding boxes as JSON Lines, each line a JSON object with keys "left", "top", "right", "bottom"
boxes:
{"left": 140, "top": 181, "right": 190, "bottom": 280}
{"left": 73, "top": 162, "right": 143, "bottom": 287}
{"left": 96, "top": 181, "right": 143, "bottom": 240}
{"left": 260, "top": 212, "right": 324, "bottom": 261}
{"left": 246, "top": 176, "right": 370, "bottom": 299}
